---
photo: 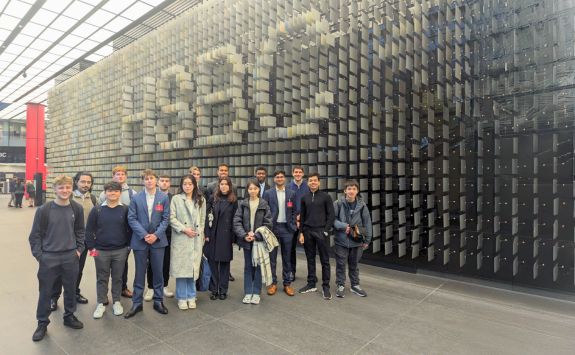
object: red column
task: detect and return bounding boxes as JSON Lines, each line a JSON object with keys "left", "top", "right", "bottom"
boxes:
{"left": 25, "top": 103, "right": 46, "bottom": 189}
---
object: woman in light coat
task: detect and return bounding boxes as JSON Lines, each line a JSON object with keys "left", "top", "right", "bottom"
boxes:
{"left": 170, "top": 174, "right": 206, "bottom": 310}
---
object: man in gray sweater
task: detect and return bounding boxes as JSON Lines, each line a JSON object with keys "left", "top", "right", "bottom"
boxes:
{"left": 29, "top": 175, "right": 86, "bottom": 342}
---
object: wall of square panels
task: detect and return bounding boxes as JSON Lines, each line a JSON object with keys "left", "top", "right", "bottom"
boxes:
{"left": 46, "top": 0, "right": 575, "bottom": 292}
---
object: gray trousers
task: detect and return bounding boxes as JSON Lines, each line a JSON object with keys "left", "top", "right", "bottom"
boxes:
{"left": 94, "top": 247, "right": 129, "bottom": 304}
{"left": 36, "top": 251, "right": 79, "bottom": 324}
{"left": 334, "top": 245, "right": 361, "bottom": 287}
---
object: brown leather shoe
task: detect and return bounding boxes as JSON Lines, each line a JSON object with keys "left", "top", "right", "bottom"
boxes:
{"left": 284, "top": 285, "right": 295, "bottom": 296}
{"left": 121, "top": 288, "right": 133, "bottom": 298}
{"left": 267, "top": 284, "right": 277, "bottom": 296}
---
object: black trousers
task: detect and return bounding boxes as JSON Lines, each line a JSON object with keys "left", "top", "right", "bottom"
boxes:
{"left": 208, "top": 260, "right": 230, "bottom": 294}
{"left": 14, "top": 193, "right": 24, "bottom": 207}
{"left": 334, "top": 245, "right": 361, "bottom": 286}
{"left": 52, "top": 246, "right": 88, "bottom": 299}
{"left": 303, "top": 230, "right": 331, "bottom": 287}
{"left": 290, "top": 230, "right": 298, "bottom": 276}
{"left": 122, "top": 251, "right": 130, "bottom": 290}
{"left": 147, "top": 239, "right": 170, "bottom": 288}
{"left": 37, "top": 251, "right": 79, "bottom": 324}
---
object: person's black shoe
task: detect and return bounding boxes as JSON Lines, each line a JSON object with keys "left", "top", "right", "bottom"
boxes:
{"left": 124, "top": 305, "right": 143, "bottom": 319}
{"left": 76, "top": 293, "right": 88, "bottom": 304}
{"left": 322, "top": 286, "right": 332, "bottom": 300}
{"left": 50, "top": 299, "right": 58, "bottom": 312}
{"left": 298, "top": 283, "right": 317, "bottom": 293}
{"left": 210, "top": 293, "right": 218, "bottom": 300}
{"left": 219, "top": 293, "right": 227, "bottom": 300}
{"left": 153, "top": 302, "right": 168, "bottom": 315}
{"left": 229, "top": 274, "right": 235, "bottom": 282}
{"left": 32, "top": 323, "right": 48, "bottom": 341}
{"left": 63, "top": 315, "right": 83, "bottom": 329}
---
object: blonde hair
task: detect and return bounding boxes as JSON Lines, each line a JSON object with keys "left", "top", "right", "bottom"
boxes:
{"left": 189, "top": 166, "right": 201, "bottom": 174}
{"left": 53, "top": 175, "right": 73, "bottom": 187}
{"left": 112, "top": 165, "right": 127, "bottom": 175}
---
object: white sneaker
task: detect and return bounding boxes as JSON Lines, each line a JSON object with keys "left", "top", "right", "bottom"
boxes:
{"left": 163, "top": 287, "right": 174, "bottom": 298}
{"left": 251, "top": 294, "right": 261, "bottom": 305}
{"left": 144, "top": 289, "right": 154, "bottom": 302}
{"left": 178, "top": 300, "right": 188, "bottom": 310}
{"left": 112, "top": 301, "right": 123, "bottom": 316}
{"left": 93, "top": 303, "right": 105, "bottom": 319}
{"left": 188, "top": 298, "right": 196, "bottom": 309}
{"left": 242, "top": 294, "right": 253, "bottom": 304}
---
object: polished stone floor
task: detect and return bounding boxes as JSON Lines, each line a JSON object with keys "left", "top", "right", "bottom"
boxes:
{"left": 2, "top": 195, "right": 575, "bottom": 354}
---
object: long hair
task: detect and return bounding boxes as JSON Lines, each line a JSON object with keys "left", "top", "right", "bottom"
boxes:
{"left": 73, "top": 171, "right": 93, "bottom": 192}
{"left": 214, "top": 176, "right": 237, "bottom": 203}
{"left": 178, "top": 174, "right": 203, "bottom": 207}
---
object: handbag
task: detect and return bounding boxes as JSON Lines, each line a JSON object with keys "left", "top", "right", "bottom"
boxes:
{"left": 352, "top": 224, "right": 367, "bottom": 242}
{"left": 196, "top": 255, "right": 212, "bottom": 292}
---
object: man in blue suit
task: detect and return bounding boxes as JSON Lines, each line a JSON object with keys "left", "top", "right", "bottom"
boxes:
{"left": 263, "top": 170, "right": 297, "bottom": 296}
{"left": 125, "top": 169, "right": 171, "bottom": 318}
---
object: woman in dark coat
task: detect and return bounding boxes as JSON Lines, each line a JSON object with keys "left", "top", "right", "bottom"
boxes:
{"left": 233, "top": 179, "right": 273, "bottom": 305}
{"left": 204, "top": 176, "right": 238, "bottom": 300}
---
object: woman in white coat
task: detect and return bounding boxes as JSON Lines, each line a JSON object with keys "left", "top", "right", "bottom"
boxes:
{"left": 170, "top": 174, "right": 206, "bottom": 310}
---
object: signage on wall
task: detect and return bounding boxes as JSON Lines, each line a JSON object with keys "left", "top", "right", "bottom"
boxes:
{"left": 0, "top": 147, "right": 25, "bottom": 163}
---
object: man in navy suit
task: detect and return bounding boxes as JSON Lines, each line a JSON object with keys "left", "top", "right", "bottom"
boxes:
{"left": 263, "top": 170, "right": 297, "bottom": 296}
{"left": 125, "top": 169, "right": 171, "bottom": 318}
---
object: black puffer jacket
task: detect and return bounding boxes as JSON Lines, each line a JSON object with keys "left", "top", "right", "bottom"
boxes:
{"left": 233, "top": 198, "right": 272, "bottom": 250}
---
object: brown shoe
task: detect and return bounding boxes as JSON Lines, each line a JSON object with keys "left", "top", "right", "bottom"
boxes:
{"left": 121, "top": 288, "right": 133, "bottom": 298}
{"left": 267, "top": 284, "right": 277, "bottom": 296}
{"left": 284, "top": 285, "right": 295, "bottom": 296}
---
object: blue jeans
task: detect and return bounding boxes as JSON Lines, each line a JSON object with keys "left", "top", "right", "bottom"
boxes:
{"left": 243, "top": 248, "right": 262, "bottom": 295}
{"left": 175, "top": 278, "right": 196, "bottom": 300}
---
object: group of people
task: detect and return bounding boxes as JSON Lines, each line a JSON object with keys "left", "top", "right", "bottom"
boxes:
{"left": 7, "top": 177, "right": 35, "bottom": 208}
{"left": 28, "top": 164, "right": 373, "bottom": 342}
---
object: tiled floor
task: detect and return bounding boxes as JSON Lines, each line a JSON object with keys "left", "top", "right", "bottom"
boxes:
{"left": 2, "top": 196, "right": 575, "bottom": 354}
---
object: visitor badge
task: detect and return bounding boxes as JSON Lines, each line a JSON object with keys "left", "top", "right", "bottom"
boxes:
{"left": 89, "top": 249, "right": 99, "bottom": 257}
{"left": 287, "top": 200, "right": 293, "bottom": 208}
{"left": 155, "top": 203, "right": 164, "bottom": 212}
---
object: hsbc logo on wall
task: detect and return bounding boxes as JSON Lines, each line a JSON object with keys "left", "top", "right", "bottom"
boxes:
{"left": 0, "top": 147, "right": 25, "bottom": 163}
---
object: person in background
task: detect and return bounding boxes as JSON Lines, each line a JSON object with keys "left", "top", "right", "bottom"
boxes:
{"left": 333, "top": 179, "right": 372, "bottom": 298}
{"left": 245, "top": 166, "right": 270, "bottom": 198}
{"left": 125, "top": 169, "right": 170, "bottom": 318}
{"left": 14, "top": 177, "right": 25, "bottom": 208}
{"left": 8, "top": 178, "right": 16, "bottom": 207}
{"left": 263, "top": 170, "right": 297, "bottom": 296}
{"left": 298, "top": 173, "right": 335, "bottom": 300}
{"left": 204, "top": 176, "right": 238, "bottom": 300}
{"left": 29, "top": 176, "right": 85, "bottom": 342}
{"left": 169, "top": 175, "right": 206, "bottom": 310}
{"left": 233, "top": 179, "right": 273, "bottom": 305}
{"left": 145, "top": 175, "right": 174, "bottom": 301}
{"left": 189, "top": 166, "right": 206, "bottom": 195}
{"left": 287, "top": 166, "right": 310, "bottom": 281}
{"left": 26, "top": 180, "right": 36, "bottom": 207}
{"left": 99, "top": 165, "right": 137, "bottom": 299}
{"left": 51, "top": 172, "right": 96, "bottom": 311}
{"left": 86, "top": 181, "right": 131, "bottom": 318}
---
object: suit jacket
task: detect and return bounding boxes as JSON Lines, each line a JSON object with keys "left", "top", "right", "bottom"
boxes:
{"left": 263, "top": 187, "right": 297, "bottom": 233}
{"left": 128, "top": 189, "right": 170, "bottom": 250}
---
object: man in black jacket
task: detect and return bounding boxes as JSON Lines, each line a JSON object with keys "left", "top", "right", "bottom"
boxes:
{"left": 298, "top": 172, "right": 335, "bottom": 300}
{"left": 28, "top": 176, "right": 85, "bottom": 342}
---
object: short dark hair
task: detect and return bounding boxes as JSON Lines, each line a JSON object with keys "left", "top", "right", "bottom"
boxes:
{"left": 343, "top": 179, "right": 360, "bottom": 190}
{"left": 218, "top": 163, "right": 229, "bottom": 170}
{"left": 73, "top": 171, "right": 94, "bottom": 192}
{"left": 292, "top": 165, "right": 304, "bottom": 173}
{"left": 255, "top": 166, "right": 267, "bottom": 173}
{"left": 246, "top": 178, "right": 261, "bottom": 191}
{"left": 307, "top": 172, "right": 320, "bottom": 181}
{"left": 159, "top": 175, "right": 170, "bottom": 179}
{"left": 104, "top": 181, "right": 122, "bottom": 192}
{"left": 273, "top": 170, "right": 286, "bottom": 177}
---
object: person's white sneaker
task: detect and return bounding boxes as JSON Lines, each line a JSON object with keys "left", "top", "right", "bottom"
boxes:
{"left": 112, "top": 301, "right": 123, "bottom": 316}
{"left": 251, "top": 294, "right": 261, "bottom": 305}
{"left": 93, "top": 303, "right": 105, "bottom": 319}
{"left": 163, "top": 287, "right": 174, "bottom": 298}
{"left": 188, "top": 298, "right": 196, "bottom": 309}
{"left": 178, "top": 300, "right": 188, "bottom": 310}
{"left": 242, "top": 294, "right": 253, "bottom": 304}
{"left": 144, "top": 289, "right": 154, "bottom": 302}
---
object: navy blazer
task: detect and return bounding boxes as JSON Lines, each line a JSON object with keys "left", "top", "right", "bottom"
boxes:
{"left": 128, "top": 190, "right": 170, "bottom": 250}
{"left": 263, "top": 187, "right": 297, "bottom": 233}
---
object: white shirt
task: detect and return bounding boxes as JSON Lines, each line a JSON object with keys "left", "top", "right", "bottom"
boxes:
{"left": 145, "top": 189, "right": 156, "bottom": 221}
{"left": 276, "top": 188, "right": 286, "bottom": 223}
{"left": 259, "top": 182, "right": 266, "bottom": 197}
